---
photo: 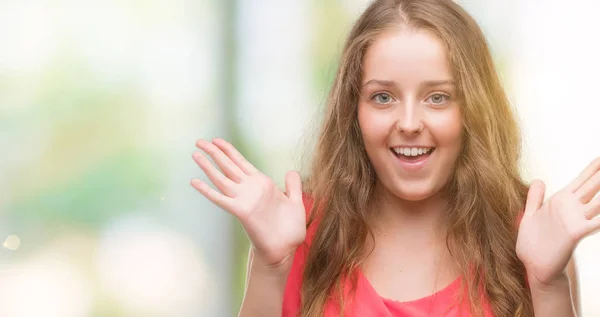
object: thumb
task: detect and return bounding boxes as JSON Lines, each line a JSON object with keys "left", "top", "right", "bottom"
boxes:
{"left": 285, "top": 170, "right": 303, "bottom": 203}
{"left": 525, "top": 179, "right": 546, "bottom": 215}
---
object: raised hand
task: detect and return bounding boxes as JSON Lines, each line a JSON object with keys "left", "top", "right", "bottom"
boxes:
{"left": 191, "top": 138, "right": 307, "bottom": 269}
{"left": 516, "top": 158, "right": 600, "bottom": 286}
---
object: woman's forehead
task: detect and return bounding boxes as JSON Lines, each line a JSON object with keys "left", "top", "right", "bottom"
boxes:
{"left": 362, "top": 28, "right": 453, "bottom": 86}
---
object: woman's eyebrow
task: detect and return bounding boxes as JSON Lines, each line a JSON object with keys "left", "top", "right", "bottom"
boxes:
{"left": 422, "top": 79, "right": 455, "bottom": 87}
{"left": 362, "top": 79, "right": 397, "bottom": 88}
{"left": 361, "top": 79, "right": 455, "bottom": 88}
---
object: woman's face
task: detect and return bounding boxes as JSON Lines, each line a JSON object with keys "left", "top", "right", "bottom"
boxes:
{"left": 358, "top": 27, "right": 463, "bottom": 202}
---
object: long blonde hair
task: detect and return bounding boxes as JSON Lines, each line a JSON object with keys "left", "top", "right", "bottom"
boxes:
{"left": 301, "top": 0, "right": 533, "bottom": 316}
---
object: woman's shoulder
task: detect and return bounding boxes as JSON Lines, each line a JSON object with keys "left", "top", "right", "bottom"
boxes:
{"left": 281, "top": 193, "right": 319, "bottom": 317}
{"left": 301, "top": 192, "right": 320, "bottom": 241}
{"left": 301, "top": 192, "right": 314, "bottom": 216}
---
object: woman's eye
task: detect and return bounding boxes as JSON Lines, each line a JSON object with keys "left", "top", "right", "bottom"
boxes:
{"left": 372, "top": 93, "right": 394, "bottom": 104}
{"left": 426, "top": 93, "right": 450, "bottom": 105}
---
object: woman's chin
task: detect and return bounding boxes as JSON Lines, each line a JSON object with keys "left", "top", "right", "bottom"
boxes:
{"left": 394, "top": 190, "right": 434, "bottom": 202}
{"left": 387, "top": 183, "right": 441, "bottom": 202}
{"left": 376, "top": 178, "right": 444, "bottom": 202}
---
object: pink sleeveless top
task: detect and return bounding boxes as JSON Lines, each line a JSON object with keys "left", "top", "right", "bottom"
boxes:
{"left": 282, "top": 195, "right": 496, "bottom": 317}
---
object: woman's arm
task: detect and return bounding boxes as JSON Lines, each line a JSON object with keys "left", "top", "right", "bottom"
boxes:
{"left": 529, "top": 256, "right": 580, "bottom": 317}
{"left": 238, "top": 247, "right": 294, "bottom": 317}
{"left": 191, "top": 139, "right": 307, "bottom": 317}
{"left": 566, "top": 256, "right": 581, "bottom": 315}
{"left": 517, "top": 159, "right": 600, "bottom": 317}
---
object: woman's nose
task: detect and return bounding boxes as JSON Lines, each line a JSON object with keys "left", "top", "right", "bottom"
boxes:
{"left": 395, "top": 102, "right": 423, "bottom": 134}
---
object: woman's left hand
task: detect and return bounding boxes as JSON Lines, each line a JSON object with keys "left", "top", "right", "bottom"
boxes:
{"left": 516, "top": 157, "right": 600, "bottom": 287}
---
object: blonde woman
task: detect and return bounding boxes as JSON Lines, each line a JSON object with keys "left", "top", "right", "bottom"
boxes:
{"left": 192, "top": 0, "right": 595, "bottom": 316}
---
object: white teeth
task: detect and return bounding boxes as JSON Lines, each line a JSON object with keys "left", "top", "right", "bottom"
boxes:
{"left": 392, "top": 147, "right": 433, "bottom": 157}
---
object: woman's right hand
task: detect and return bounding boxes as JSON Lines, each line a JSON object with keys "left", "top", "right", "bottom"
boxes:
{"left": 191, "top": 138, "right": 307, "bottom": 269}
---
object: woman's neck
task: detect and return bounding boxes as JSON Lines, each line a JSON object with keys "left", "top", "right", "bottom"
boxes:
{"left": 362, "top": 184, "right": 460, "bottom": 291}
{"left": 368, "top": 184, "right": 449, "bottom": 247}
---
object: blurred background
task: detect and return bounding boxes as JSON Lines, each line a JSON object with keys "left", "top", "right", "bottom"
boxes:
{"left": 1, "top": 0, "right": 599, "bottom": 316}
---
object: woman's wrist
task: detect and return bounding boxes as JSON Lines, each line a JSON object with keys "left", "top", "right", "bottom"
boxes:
{"left": 528, "top": 273, "right": 576, "bottom": 317}
{"left": 528, "top": 272, "right": 570, "bottom": 293}
{"left": 251, "top": 250, "right": 295, "bottom": 278}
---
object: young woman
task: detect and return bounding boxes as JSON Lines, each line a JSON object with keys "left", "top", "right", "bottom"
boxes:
{"left": 192, "top": 0, "right": 598, "bottom": 316}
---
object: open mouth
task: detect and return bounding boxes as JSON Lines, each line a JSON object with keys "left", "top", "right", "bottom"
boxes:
{"left": 390, "top": 147, "right": 436, "bottom": 163}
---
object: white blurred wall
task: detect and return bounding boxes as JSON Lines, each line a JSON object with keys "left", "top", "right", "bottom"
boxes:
{"left": 512, "top": 1, "right": 600, "bottom": 315}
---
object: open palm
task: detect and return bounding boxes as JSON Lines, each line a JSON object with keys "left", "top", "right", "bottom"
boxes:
{"left": 517, "top": 158, "right": 600, "bottom": 286}
{"left": 191, "top": 138, "right": 307, "bottom": 268}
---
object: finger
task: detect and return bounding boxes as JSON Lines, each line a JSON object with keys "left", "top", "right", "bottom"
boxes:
{"left": 584, "top": 216, "right": 600, "bottom": 237}
{"left": 196, "top": 139, "right": 245, "bottom": 183}
{"left": 192, "top": 151, "right": 237, "bottom": 197}
{"left": 285, "top": 170, "right": 303, "bottom": 203}
{"left": 584, "top": 194, "right": 600, "bottom": 220}
{"left": 191, "top": 178, "right": 236, "bottom": 215}
{"left": 575, "top": 170, "right": 600, "bottom": 204}
{"left": 524, "top": 179, "right": 546, "bottom": 216}
{"left": 567, "top": 157, "right": 600, "bottom": 193}
{"left": 212, "top": 138, "right": 259, "bottom": 175}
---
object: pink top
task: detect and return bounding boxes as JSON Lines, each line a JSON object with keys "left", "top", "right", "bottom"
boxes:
{"left": 282, "top": 195, "right": 495, "bottom": 317}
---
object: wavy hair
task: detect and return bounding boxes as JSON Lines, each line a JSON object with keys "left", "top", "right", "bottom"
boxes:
{"left": 301, "top": 0, "right": 533, "bottom": 316}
